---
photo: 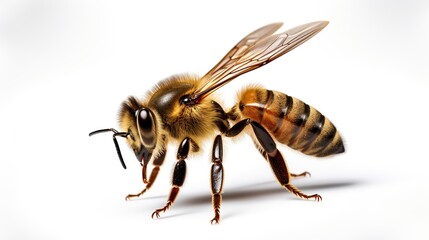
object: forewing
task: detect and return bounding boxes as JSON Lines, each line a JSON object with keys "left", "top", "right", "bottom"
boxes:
{"left": 191, "top": 21, "right": 329, "bottom": 101}
{"left": 203, "top": 22, "right": 283, "bottom": 80}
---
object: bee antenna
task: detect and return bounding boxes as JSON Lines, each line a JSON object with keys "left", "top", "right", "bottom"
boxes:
{"left": 89, "top": 128, "right": 129, "bottom": 169}
{"left": 89, "top": 128, "right": 119, "bottom": 136}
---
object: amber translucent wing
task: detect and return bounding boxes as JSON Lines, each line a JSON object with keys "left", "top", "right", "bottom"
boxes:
{"left": 202, "top": 22, "right": 283, "bottom": 83}
{"left": 191, "top": 21, "right": 329, "bottom": 101}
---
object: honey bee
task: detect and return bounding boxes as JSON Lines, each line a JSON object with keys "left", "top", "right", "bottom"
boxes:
{"left": 90, "top": 21, "right": 344, "bottom": 224}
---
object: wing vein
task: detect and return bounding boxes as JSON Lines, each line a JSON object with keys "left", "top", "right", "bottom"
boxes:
{"left": 190, "top": 21, "right": 329, "bottom": 102}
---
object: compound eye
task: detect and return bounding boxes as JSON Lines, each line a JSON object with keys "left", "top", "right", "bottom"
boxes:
{"left": 138, "top": 109, "right": 152, "bottom": 132}
{"left": 136, "top": 108, "right": 157, "bottom": 149}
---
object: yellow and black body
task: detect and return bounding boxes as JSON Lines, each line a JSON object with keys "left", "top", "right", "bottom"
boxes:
{"left": 90, "top": 20, "right": 344, "bottom": 224}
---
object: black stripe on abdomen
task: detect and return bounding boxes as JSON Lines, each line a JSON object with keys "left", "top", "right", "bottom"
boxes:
{"left": 304, "top": 114, "right": 325, "bottom": 149}
{"left": 273, "top": 95, "right": 292, "bottom": 134}
{"left": 288, "top": 103, "right": 310, "bottom": 145}
{"left": 306, "top": 122, "right": 338, "bottom": 156}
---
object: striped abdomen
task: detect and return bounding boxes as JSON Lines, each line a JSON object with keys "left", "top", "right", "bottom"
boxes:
{"left": 235, "top": 87, "right": 344, "bottom": 157}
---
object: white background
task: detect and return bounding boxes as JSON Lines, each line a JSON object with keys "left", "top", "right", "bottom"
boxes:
{"left": 1, "top": 0, "right": 428, "bottom": 239}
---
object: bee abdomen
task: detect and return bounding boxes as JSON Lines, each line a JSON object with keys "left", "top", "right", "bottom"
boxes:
{"left": 237, "top": 88, "right": 344, "bottom": 157}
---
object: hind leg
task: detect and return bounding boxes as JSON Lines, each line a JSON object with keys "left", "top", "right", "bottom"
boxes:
{"left": 251, "top": 121, "right": 321, "bottom": 201}
{"left": 290, "top": 171, "right": 311, "bottom": 179}
{"left": 226, "top": 119, "right": 321, "bottom": 201}
{"left": 252, "top": 140, "right": 311, "bottom": 180}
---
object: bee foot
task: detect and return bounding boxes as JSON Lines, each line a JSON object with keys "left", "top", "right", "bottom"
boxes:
{"left": 310, "top": 194, "right": 322, "bottom": 202}
{"left": 151, "top": 207, "right": 166, "bottom": 219}
{"left": 210, "top": 217, "right": 220, "bottom": 224}
{"left": 291, "top": 171, "right": 312, "bottom": 179}
{"left": 125, "top": 194, "right": 139, "bottom": 201}
{"left": 125, "top": 189, "right": 147, "bottom": 201}
{"left": 151, "top": 201, "right": 172, "bottom": 219}
{"left": 284, "top": 184, "right": 322, "bottom": 202}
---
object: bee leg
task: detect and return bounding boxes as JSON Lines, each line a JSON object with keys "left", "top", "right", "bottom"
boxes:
{"left": 151, "top": 137, "right": 191, "bottom": 219}
{"left": 226, "top": 119, "right": 321, "bottom": 201}
{"left": 211, "top": 100, "right": 230, "bottom": 133}
{"left": 125, "top": 149, "right": 167, "bottom": 200}
{"left": 290, "top": 171, "right": 311, "bottom": 179}
{"left": 210, "top": 135, "right": 224, "bottom": 224}
{"left": 252, "top": 139, "right": 311, "bottom": 180}
{"left": 250, "top": 121, "right": 322, "bottom": 201}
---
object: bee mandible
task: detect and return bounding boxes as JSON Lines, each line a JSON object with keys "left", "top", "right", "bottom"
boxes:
{"left": 90, "top": 21, "right": 344, "bottom": 224}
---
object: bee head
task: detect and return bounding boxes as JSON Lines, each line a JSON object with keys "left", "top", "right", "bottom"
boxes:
{"left": 118, "top": 96, "right": 159, "bottom": 166}
{"left": 89, "top": 97, "right": 158, "bottom": 170}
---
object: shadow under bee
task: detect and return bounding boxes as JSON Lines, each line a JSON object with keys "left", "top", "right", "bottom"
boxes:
{"left": 175, "top": 179, "right": 362, "bottom": 208}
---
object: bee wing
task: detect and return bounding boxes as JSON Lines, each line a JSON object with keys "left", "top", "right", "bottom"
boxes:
{"left": 203, "top": 22, "right": 284, "bottom": 81}
{"left": 191, "top": 21, "right": 329, "bottom": 102}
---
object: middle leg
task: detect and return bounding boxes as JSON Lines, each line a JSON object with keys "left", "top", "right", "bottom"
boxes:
{"left": 210, "top": 135, "right": 224, "bottom": 224}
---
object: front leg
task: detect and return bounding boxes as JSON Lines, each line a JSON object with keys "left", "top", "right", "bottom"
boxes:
{"left": 152, "top": 137, "right": 192, "bottom": 219}
{"left": 125, "top": 149, "right": 167, "bottom": 200}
